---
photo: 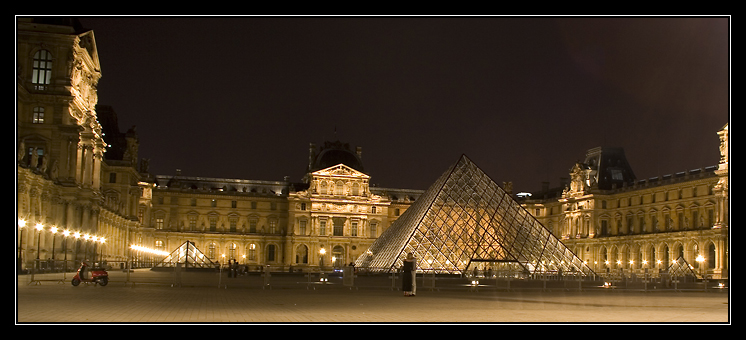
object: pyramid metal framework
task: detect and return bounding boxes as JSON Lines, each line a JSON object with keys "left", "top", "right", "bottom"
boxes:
{"left": 153, "top": 241, "right": 216, "bottom": 269}
{"left": 355, "top": 155, "right": 596, "bottom": 277}
{"left": 667, "top": 256, "right": 700, "bottom": 279}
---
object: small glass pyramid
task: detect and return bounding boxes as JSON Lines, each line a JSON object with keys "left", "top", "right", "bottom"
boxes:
{"left": 153, "top": 241, "right": 217, "bottom": 269}
{"left": 355, "top": 154, "right": 596, "bottom": 277}
{"left": 667, "top": 255, "right": 700, "bottom": 279}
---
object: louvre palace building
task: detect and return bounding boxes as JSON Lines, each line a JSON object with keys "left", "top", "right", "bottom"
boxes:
{"left": 16, "top": 18, "right": 729, "bottom": 280}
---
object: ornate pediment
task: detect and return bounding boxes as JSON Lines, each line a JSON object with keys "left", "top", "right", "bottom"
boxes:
{"left": 311, "top": 164, "right": 370, "bottom": 179}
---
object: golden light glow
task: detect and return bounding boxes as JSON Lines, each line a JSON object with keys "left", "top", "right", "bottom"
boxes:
{"left": 35, "top": 223, "right": 44, "bottom": 231}
{"left": 130, "top": 244, "right": 169, "bottom": 256}
{"left": 18, "top": 219, "right": 26, "bottom": 228}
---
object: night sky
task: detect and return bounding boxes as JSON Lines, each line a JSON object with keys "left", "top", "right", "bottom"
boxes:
{"left": 78, "top": 16, "right": 729, "bottom": 192}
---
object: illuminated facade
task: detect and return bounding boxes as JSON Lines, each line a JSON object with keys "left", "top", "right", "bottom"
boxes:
{"left": 520, "top": 127, "right": 729, "bottom": 279}
{"left": 16, "top": 18, "right": 147, "bottom": 271}
{"left": 16, "top": 19, "right": 729, "bottom": 280}
{"left": 145, "top": 141, "right": 422, "bottom": 270}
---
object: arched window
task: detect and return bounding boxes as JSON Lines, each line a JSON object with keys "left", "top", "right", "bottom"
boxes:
{"left": 296, "top": 245, "right": 308, "bottom": 264}
{"left": 248, "top": 243, "right": 256, "bottom": 261}
{"left": 332, "top": 246, "right": 344, "bottom": 267}
{"left": 267, "top": 244, "right": 276, "bottom": 262}
{"left": 708, "top": 243, "right": 716, "bottom": 269}
{"left": 228, "top": 243, "right": 237, "bottom": 260}
{"left": 352, "top": 182, "right": 360, "bottom": 196}
{"left": 208, "top": 243, "right": 217, "bottom": 260}
{"left": 32, "top": 49, "right": 53, "bottom": 90}
{"left": 335, "top": 181, "right": 344, "bottom": 195}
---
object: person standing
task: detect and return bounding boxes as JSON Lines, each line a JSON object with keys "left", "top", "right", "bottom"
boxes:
{"left": 402, "top": 253, "right": 417, "bottom": 296}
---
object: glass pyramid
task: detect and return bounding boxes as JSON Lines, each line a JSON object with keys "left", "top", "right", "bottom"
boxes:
{"left": 153, "top": 241, "right": 216, "bottom": 269}
{"left": 667, "top": 256, "right": 700, "bottom": 279}
{"left": 355, "top": 155, "right": 596, "bottom": 277}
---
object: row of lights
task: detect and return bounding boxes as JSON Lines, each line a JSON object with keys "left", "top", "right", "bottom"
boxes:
{"left": 598, "top": 256, "right": 707, "bottom": 266}
{"left": 18, "top": 219, "right": 106, "bottom": 244}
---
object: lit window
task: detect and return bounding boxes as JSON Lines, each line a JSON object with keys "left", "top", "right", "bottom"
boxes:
{"left": 32, "top": 107, "right": 45, "bottom": 124}
{"left": 32, "top": 50, "right": 53, "bottom": 90}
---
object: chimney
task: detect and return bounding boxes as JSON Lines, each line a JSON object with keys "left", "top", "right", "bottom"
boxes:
{"left": 356, "top": 146, "right": 362, "bottom": 159}
{"left": 308, "top": 143, "right": 316, "bottom": 170}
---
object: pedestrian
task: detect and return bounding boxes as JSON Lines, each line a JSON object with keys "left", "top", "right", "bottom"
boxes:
{"left": 402, "top": 252, "right": 417, "bottom": 296}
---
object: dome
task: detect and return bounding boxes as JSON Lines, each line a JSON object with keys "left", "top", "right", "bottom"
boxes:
{"left": 308, "top": 140, "right": 365, "bottom": 173}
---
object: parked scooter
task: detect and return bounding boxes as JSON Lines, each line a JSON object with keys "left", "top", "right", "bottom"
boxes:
{"left": 71, "top": 262, "right": 109, "bottom": 286}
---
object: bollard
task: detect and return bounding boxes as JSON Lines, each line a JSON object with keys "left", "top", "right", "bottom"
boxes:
{"left": 389, "top": 272, "right": 398, "bottom": 291}
{"left": 262, "top": 266, "right": 271, "bottom": 289}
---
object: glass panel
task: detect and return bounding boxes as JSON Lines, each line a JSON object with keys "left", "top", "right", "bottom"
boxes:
{"left": 355, "top": 155, "right": 596, "bottom": 276}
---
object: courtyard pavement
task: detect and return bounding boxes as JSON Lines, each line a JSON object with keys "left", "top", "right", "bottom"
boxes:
{"left": 16, "top": 269, "right": 730, "bottom": 324}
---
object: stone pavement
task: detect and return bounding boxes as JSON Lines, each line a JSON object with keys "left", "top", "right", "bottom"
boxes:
{"left": 16, "top": 269, "right": 730, "bottom": 324}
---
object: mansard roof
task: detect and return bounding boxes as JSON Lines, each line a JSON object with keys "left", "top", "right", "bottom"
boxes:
{"left": 309, "top": 140, "right": 365, "bottom": 174}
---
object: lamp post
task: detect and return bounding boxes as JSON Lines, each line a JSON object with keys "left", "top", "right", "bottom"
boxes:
{"left": 62, "top": 230, "right": 70, "bottom": 272}
{"left": 18, "top": 219, "right": 26, "bottom": 273}
{"left": 83, "top": 234, "right": 91, "bottom": 261}
{"left": 50, "top": 226, "right": 58, "bottom": 271}
{"left": 73, "top": 232, "right": 81, "bottom": 265}
{"left": 99, "top": 237, "right": 106, "bottom": 266}
{"left": 34, "top": 223, "right": 44, "bottom": 272}
{"left": 319, "top": 247, "right": 326, "bottom": 271}
{"left": 696, "top": 254, "right": 705, "bottom": 278}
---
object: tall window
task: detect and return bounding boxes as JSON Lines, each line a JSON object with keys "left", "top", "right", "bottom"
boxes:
{"left": 351, "top": 221, "right": 358, "bottom": 237}
{"left": 269, "top": 219, "right": 277, "bottom": 234}
{"left": 333, "top": 221, "right": 344, "bottom": 236}
{"left": 155, "top": 213, "right": 164, "bottom": 230}
{"left": 249, "top": 219, "right": 257, "bottom": 233}
{"left": 155, "top": 240, "right": 164, "bottom": 252}
{"left": 208, "top": 243, "right": 217, "bottom": 259}
{"left": 209, "top": 216, "right": 217, "bottom": 232}
{"left": 32, "top": 50, "right": 53, "bottom": 90}
{"left": 370, "top": 222, "right": 377, "bottom": 238}
{"left": 248, "top": 243, "right": 256, "bottom": 261}
{"left": 188, "top": 215, "right": 197, "bottom": 231}
{"left": 32, "top": 107, "right": 45, "bottom": 124}
{"left": 229, "top": 217, "right": 237, "bottom": 232}
{"left": 335, "top": 181, "right": 344, "bottom": 195}
{"left": 228, "top": 243, "right": 237, "bottom": 260}
{"left": 267, "top": 244, "right": 276, "bottom": 262}
{"left": 299, "top": 220, "right": 307, "bottom": 235}
{"left": 319, "top": 220, "right": 327, "bottom": 236}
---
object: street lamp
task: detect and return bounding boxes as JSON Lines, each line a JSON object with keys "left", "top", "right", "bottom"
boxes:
{"left": 35, "top": 223, "right": 44, "bottom": 260}
{"left": 99, "top": 237, "right": 106, "bottom": 265}
{"left": 319, "top": 247, "right": 326, "bottom": 271}
{"left": 696, "top": 254, "right": 705, "bottom": 278}
{"left": 18, "top": 219, "right": 26, "bottom": 272}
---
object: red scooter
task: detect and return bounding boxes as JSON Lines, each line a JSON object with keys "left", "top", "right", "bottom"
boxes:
{"left": 71, "top": 262, "right": 109, "bottom": 286}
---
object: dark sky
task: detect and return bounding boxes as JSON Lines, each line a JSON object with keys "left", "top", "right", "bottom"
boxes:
{"left": 79, "top": 16, "right": 730, "bottom": 192}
